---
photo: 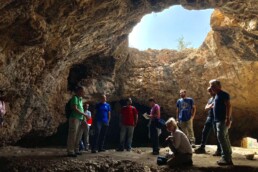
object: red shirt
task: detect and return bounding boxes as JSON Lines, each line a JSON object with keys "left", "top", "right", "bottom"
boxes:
{"left": 121, "top": 105, "right": 138, "bottom": 126}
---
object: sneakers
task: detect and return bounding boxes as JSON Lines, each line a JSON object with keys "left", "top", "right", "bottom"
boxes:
{"left": 213, "top": 151, "right": 221, "bottom": 156}
{"left": 195, "top": 146, "right": 206, "bottom": 154}
{"left": 217, "top": 159, "right": 233, "bottom": 166}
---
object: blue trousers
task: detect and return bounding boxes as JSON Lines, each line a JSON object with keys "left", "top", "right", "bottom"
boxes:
{"left": 216, "top": 121, "right": 232, "bottom": 161}
{"left": 201, "top": 116, "right": 221, "bottom": 152}
{"left": 91, "top": 122, "right": 108, "bottom": 151}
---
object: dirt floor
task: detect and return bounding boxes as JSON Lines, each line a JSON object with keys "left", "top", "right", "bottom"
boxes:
{"left": 0, "top": 145, "right": 257, "bottom": 172}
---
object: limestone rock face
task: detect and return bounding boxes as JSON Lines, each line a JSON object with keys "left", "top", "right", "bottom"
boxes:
{"left": 0, "top": 0, "right": 257, "bottom": 146}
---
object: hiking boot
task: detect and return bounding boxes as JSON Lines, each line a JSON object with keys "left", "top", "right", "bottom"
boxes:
{"left": 195, "top": 146, "right": 206, "bottom": 154}
{"left": 213, "top": 151, "right": 221, "bottom": 156}
{"left": 217, "top": 159, "right": 233, "bottom": 166}
{"left": 126, "top": 148, "right": 132, "bottom": 152}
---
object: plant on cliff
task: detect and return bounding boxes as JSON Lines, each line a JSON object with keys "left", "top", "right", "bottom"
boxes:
{"left": 176, "top": 36, "right": 192, "bottom": 51}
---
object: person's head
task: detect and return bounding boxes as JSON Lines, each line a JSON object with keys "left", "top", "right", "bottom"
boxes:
{"left": 100, "top": 94, "right": 107, "bottom": 103}
{"left": 148, "top": 98, "right": 156, "bottom": 107}
{"left": 83, "top": 103, "right": 89, "bottom": 110}
{"left": 207, "top": 87, "right": 215, "bottom": 97}
{"left": 209, "top": 79, "right": 222, "bottom": 93}
{"left": 166, "top": 117, "right": 178, "bottom": 132}
{"left": 75, "top": 86, "right": 85, "bottom": 97}
{"left": 126, "top": 97, "right": 132, "bottom": 106}
{"left": 179, "top": 89, "right": 186, "bottom": 98}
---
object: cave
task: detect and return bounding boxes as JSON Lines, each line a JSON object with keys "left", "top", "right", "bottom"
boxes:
{"left": 0, "top": 0, "right": 258, "bottom": 171}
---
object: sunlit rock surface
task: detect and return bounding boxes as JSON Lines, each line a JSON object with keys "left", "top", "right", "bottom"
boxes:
{"left": 0, "top": 0, "right": 257, "bottom": 146}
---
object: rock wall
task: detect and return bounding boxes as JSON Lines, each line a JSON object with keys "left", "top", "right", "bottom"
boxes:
{"left": 0, "top": 0, "right": 257, "bottom": 146}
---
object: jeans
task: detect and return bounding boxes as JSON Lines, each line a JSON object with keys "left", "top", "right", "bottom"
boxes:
{"left": 150, "top": 119, "right": 159, "bottom": 152}
{"left": 91, "top": 121, "right": 108, "bottom": 151}
{"left": 120, "top": 125, "right": 135, "bottom": 149}
{"left": 201, "top": 117, "right": 221, "bottom": 152}
{"left": 179, "top": 118, "right": 195, "bottom": 144}
{"left": 216, "top": 121, "right": 232, "bottom": 161}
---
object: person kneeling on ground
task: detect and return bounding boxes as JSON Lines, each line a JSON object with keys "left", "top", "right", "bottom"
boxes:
{"left": 163, "top": 117, "right": 193, "bottom": 167}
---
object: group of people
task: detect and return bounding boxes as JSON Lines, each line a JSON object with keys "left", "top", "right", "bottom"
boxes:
{"left": 66, "top": 79, "right": 233, "bottom": 167}
{"left": 162, "top": 79, "right": 233, "bottom": 167}
{"left": 66, "top": 86, "right": 111, "bottom": 156}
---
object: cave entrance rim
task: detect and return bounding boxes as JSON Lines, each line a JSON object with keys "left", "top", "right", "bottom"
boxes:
{"left": 129, "top": 5, "right": 214, "bottom": 51}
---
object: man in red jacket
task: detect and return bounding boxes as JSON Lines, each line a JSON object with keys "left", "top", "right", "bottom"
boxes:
{"left": 117, "top": 98, "right": 138, "bottom": 151}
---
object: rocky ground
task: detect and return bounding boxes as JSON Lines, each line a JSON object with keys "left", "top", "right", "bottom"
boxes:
{"left": 0, "top": 146, "right": 257, "bottom": 172}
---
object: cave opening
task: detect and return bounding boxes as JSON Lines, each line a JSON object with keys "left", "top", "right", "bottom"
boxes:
{"left": 129, "top": 5, "right": 213, "bottom": 50}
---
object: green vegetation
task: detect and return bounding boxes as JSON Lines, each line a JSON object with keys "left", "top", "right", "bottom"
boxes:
{"left": 177, "top": 36, "right": 192, "bottom": 51}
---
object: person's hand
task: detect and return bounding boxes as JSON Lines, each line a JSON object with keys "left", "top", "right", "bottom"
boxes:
{"left": 208, "top": 104, "right": 214, "bottom": 109}
{"left": 85, "top": 114, "right": 90, "bottom": 120}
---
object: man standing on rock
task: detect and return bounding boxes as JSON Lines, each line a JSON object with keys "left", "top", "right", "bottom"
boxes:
{"left": 195, "top": 87, "right": 221, "bottom": 155}
{"left": 117, "top": 97, "right": 138, "bottom": 151}
{"left": 176, "top": 89, "right": 196, "bottom": 148}
{"left": 209, "top": 79, "right": 233, "bottom": 165}
{"left": 91, "top": 94, "right": 111, "bottom": 153}
{"left": 67, "top": 86, "right": 90, "bottom": 157}
{"left": 148, "top": 98, "right": 161, "bottom": 155}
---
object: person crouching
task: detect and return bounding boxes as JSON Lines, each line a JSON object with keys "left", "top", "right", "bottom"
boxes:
{"left": 165, "top": 117, "right": 193, "bottom": 167}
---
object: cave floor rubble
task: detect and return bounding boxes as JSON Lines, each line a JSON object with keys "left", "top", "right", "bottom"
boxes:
{"left": 0, "top": 145, "right": 257, "bottom": 171}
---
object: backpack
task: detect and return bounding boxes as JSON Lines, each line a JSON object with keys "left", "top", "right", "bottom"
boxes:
{"left": 65, "top": 98, "right": 73, "bottom": 119}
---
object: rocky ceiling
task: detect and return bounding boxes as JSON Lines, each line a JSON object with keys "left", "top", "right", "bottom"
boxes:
{"left": 0, "top": 0, "right": 257, "bottom": 146}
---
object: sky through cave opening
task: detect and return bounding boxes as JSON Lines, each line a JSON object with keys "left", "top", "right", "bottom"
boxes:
{"left": 129, "top": 5, "right": 214, "bottom": 51}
